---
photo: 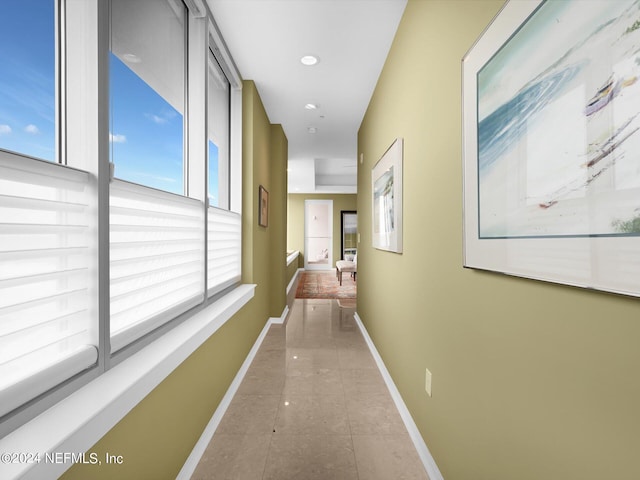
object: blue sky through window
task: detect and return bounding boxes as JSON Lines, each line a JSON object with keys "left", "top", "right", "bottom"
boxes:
{"left": 0, "top": 0, "right": 56, "bottom": 161}
{"left": 209, "top": 140, "right": 219, "bottom": 207}
{"left": 0, "top": 0, "right": 246, "bottom": 435}
{"left": 1, "top": 1, "right": 203, "bottom": 199}
{"left": 110, "top": 53, "right": 184, "bottom": 195}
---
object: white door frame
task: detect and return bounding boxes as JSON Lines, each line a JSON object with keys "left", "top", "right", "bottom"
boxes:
{"left": 304, "top": 199, "right": 333, "bottom": 270}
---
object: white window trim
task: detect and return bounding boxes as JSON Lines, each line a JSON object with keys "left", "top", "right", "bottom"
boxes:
{"left": 0, "top": 284, "right": 255, "bottom": 480}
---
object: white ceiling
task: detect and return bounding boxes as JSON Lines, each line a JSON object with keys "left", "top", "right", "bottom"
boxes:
{"left": 206, "top": 0, "right": 407, "bottom": 194}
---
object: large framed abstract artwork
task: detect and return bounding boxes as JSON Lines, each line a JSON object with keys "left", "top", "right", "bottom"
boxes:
{"left": 462, "top": 0, "right": 640, "bottom": 297}
{"left": 372, "top": 138, "right": 403, "bottom": 253}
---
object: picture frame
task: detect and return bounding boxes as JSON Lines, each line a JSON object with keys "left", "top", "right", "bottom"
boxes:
{"left": 462, "top": 0, "right": 640, "bottom": 297}
{"left": 258, "top": 185, "right": 269, "bottom": 227}
{"left": 372, "top": 138, "right": 403, "bottom": 253}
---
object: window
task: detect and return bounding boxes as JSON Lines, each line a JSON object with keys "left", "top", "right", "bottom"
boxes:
{"left": 207, "top": 48, "right": 240, "bottom": 295}
{"left": 110, "top": 0, "right": 186, "bottom": 194}
{"left": 0, "top": 0, "right": 57, "bottom": 162}
{"left": 0, "top": 0, "right": 243, "bottom": 440}
{"left": 109, "top": 0, "right": 205, "bottom": 353}
{"left": 0, "top": 0, "right": 98, "bottom": 421}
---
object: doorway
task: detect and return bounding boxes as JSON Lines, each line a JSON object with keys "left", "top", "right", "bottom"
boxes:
{"left": 304, "top": 200, "right": 333, "bottom": 270}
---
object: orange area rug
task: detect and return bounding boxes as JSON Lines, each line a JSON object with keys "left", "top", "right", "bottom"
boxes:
{"left": 295, "top": 271, "right": 357, "bottom": 299}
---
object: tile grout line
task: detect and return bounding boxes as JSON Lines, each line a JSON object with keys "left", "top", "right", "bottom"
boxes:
{"left": 177, "top": 314, "right": 280, "bottom": 480}
{"left": 353, "top": 312, "right": 443, "bottom": 480}
{"left": 260, "top": 323, "right": 282, "bottom": 480}
{"left": 340, "top": 334, "right": 362, "bottom": 480}
{"left": 336, "top": 302, "right": 362, "bottom": 480}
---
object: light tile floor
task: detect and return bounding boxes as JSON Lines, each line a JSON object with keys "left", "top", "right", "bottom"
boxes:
{"left": 192, "top": 298, "right": 429, "bottom": 480}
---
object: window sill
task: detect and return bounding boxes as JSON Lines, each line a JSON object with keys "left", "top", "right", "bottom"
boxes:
{"left": 0, "top": 284, "right": 256, "bottom": 480}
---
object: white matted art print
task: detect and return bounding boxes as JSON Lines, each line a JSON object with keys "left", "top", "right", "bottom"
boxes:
{"left": 372, "top": 138, "right": 403, "bottom": 253}
{"left": 463, "top": 0, "right": 640, "bottom": 297}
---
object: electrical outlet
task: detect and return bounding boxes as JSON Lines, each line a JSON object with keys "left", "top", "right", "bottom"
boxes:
{"left": 425, "top": 368, "right": 432, "bottom": 397}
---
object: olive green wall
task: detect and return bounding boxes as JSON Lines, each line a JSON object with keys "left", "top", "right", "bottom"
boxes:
{"left": 358, "top": 1, "right": 640, "bottom": 480}
{"left": 287, "top": 193, "right": 357, "bottom": 268}
{"left": 269, "top": 124, "right": 288, "bottom": 317}
{"left": 242, "top": 81, "right": 288, "bottom": 318}
{"left": 62, "top": 81, "right": 288, "bottom": 479}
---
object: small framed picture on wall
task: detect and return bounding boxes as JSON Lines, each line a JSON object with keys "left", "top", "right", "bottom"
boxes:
{"left": 258, "top": 185, "right": 269, "bottom": 227}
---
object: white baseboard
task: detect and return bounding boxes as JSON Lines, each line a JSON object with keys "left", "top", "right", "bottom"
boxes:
{"left": 177, "top": 305, "right": 288, "bottom": 479}
{"left": 270, "top": 305, "right": 289, "bottom": 324}
{"left": 354, "top": 312, "right": 444, "bottom": 480}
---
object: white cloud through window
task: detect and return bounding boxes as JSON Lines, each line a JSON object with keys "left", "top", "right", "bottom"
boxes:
{"left": 109, "top": 132, "right": 127, "bottom": 143}
{"left": 144, "top": 111, "right": 177, "bottom": 125}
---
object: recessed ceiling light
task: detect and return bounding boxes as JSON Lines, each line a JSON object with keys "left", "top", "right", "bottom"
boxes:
{"left": 122, "top": 53, "right": 141, "bottom": 63}
{"left": 300, "top": 55, "right": 319, "bottom": 66}
{"left": 307, "top": 127, "right": 317, "bottom": 134}
{"left": 305, "top": 103, "right": 318, "bottom": 110}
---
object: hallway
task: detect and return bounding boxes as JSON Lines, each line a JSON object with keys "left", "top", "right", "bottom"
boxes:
{"left": 192, "top": 298, "right": 429, "bottom": 480}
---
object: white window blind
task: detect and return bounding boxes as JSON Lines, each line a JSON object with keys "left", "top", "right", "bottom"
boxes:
{"left": 207, "top": 207, "right": 241, "bottom": 295}
{"left": 207, "top": 52, "right": 230, "bottom": 209}
{"left": 0, "top": 154, "right": 97, "bottom": 418}
{"left": 110, "top": 180, "right": 205, "bottom": 352}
